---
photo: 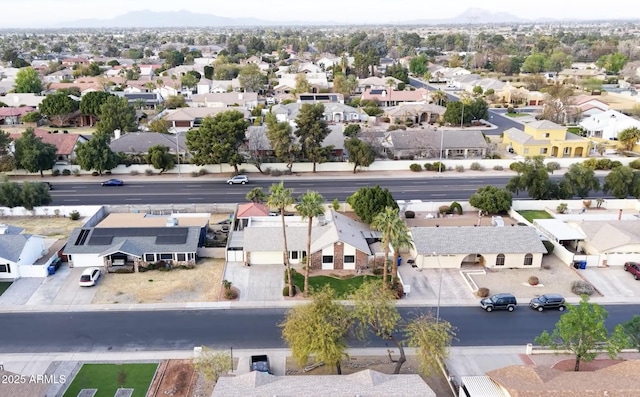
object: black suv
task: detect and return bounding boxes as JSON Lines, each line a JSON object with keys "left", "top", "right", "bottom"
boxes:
{"left": 529, "top": 294, "right": 566, "bottom": 312}
{"left": 480, "top": 293, "right": 517, "bottom": 312}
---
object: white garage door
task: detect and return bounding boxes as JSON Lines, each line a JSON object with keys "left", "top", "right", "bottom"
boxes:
{"left": 607, "top": 253, "right": 639, "bottom": 267}
{"left": 251, "top": 251, "right": 284, "bottom": 265}
{"left": 226, "top": 250, "right": 244, "bottom": 262}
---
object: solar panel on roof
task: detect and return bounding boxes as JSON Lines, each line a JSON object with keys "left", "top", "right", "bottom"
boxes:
{"left": 88, "top": 236, "right": 114, "bottom": 245}
{"left": 92, "top": 227, "right": 188, "bottom": 238}
{"left": 156, "top": 235, "right": 188, "bottom": 245}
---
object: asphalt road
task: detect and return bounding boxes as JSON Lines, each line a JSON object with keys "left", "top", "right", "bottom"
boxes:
{"left": 0, "top": 305, "right": 635, "bottom": 353}
{"left": 48, "top": 176, "right": 610, "bottom": 205}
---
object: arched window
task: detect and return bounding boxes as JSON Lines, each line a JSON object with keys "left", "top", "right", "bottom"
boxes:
{"left": 524, "top": 253, "right": 533, "bottom": 266}
{"left": 496, "top": 254, "right": 505, "bottom": 266}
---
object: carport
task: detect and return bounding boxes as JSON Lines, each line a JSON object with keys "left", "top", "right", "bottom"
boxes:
{"left": 534, "top": 219, "right": 586, "bottom": 251}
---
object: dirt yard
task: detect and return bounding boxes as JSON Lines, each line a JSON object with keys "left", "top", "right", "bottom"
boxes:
{"left": 0, "top": 216, "right": 82, "bottom": 238}
{"left": 148, "top": 360, "right": 196, "bottom": 397}
{"left": 92, "top": 259, "right": 224, "bottom": 304}
{"left": 468, "top": 255, "right": 587, "bottom": 299}
{"left": 529, "top": 351, "right": 640, "bottom": 371}
{"left": 286, "top": 355, "right": 455, "bottom": 397}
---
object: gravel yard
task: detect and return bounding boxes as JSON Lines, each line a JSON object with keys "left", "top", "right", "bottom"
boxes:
{"left": 469, "top": 255, "right": 588, "bottom": 300}
{"left": 92, "top": 259, "right": 224, "bottom": 304}
{"left": 0, "top": 216, "right": 83, "bottom": 238}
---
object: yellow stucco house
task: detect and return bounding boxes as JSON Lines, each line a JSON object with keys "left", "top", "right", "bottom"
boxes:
{"left": 503, "top": 120, "right": 590, "bottom": 158}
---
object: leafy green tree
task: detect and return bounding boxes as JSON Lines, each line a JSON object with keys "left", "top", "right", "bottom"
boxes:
{"left": 0, "top": 180, "right": 24, "bottom": 207}
{"left": 347, "top": 185, "right": 397, "bottom": 224}
{"left": 469, "top": 97, "right": 489, "bottom": 121}
{"left": 238, "top": 63, "right": 266, "bottom": 92}
{"left": 344, "top": 137, "right": 375, "bottom": 174}
{"left": 80, "top": 91, "right": 113, "bottom": 116}
{"left": 74, "top": 132, "right": 119, "bottom": 175}
{"left": 535, "top": 295, "right": 629, "bottom": 371}
{"left": 295, "top": 73, "right": 311, "bottom": 94}
{"left": 409, "top": 54, "right": 429, "bottom": 76}
{"left": 295, "top": 190, "right": 325, "bottom": 297}
{"left": 343, "top": 124, "right": 361, "bottom": 138}
{"left": 145, "top": 144, "right": 175, "bottom": 174}
{"left": 405, "top": 313, "right": 456, "bottom": 377}
{"left": 472, "top": 85, "right": 483, "bottom": 96}
{"left": 164, "top": 95, "right": 187, "bottom": 109}
{"left": 618, "top": 127, "right": 640, "bottom": 151}
{"left": 21, "top": 111, "right": 41, "bottom": 123}
{"left": 280, "top": 286, "right": 351, "bottom": 374}
{"left": 95, "top": 96, "right": 137, "bottom": 135}
{"left": 371, "top": 207, "right": 405, "bottom": 288}
{"left": 20, "top": 181, "right": 51, "bottom": 210}
{"left": 14, "top": 67, "right": 42, "bottom": 93}
{"left": 443, "top": 98, "right": 485, "bottom": 126}
{"left": 469, "top": 186, "right": 513, "bottom": 214}
{"left": 39, "top": 92, "right": 79, "bottom": 127}
{"left": 521, "top": 53, "right": 547, "bottom": 73}
{"left": 265, "top": 113, "right": 298, "bottom": 172}
{"left": 267, "top": 182, "right": 295, "bottom": 297}
{"left": 603, "top": 166, "right": 635, "bottom": 198}
{"left": 294, "top": 103, "right": 332, "bottom": 173}
{"left": 148, "top": 119, "right": 170, "bottom": 134}
{"left": 596, "top": 52, "right": 628, "bottom": 75}
{"left": 180, "top": 73, "right": 198, "bottom": 91}
{"left": 185, "top": 110, "right": 248, "bottom": 174}
{"left": 14, "top": 128, "right": 56, "bottom": 177}
{"left": 562, "top": 163, "right": 600, "bottom": 198}
{"left": 164, "top": 50, "right": 185, "bottom": 68}
{"left": 203, "top": 65, "right": 214, "bottom": 80}
{"left": 0, "top": 130, "right": 12, "bottom": 155}
{"left": 545, "top": 50, "right": 572, "bottom": 75}
{"left": 506, "top": 156, "right": 551, "bottom": 200}
{"left": 192, "top": 346, "right": 232, "bottom": 382}
{"left": 245, "top": 187, "right": 267, "bottom": 204}
{"left": 622, "top": 315, "right": 640, "bottom": 349}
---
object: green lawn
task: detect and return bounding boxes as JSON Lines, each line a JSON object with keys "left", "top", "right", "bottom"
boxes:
{"left": 567, "top": 126, "right": 582, "bottom": 135}
{"left": 0, "top": 282, "right": 12, "bottom": 296}
{"left": 505, "top": 112, "right": 529, "bottom": 118}
{"left": 62, "top": 363, "right": 158, "bottom": 397}
{"left": 292, "top": 272, "right": 381, "bottom": 298}
{"left": 518, "top": 210, "right": 554, "bottom": 223}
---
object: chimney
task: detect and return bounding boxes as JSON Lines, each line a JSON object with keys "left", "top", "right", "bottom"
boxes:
{"left": 618, "top": 209, "right": 623, "bottom": 220}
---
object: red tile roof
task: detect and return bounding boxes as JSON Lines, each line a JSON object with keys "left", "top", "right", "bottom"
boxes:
{"left": 237, "top": 203, "right": 269, "bottom": 218}
{"left": 9, "top": 129, "right": 83, "bottom": 156}
{"left": 0, "top": 107, "right": 35, "bottom": 117}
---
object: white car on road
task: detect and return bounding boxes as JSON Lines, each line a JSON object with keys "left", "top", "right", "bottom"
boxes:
{"left": 226, "top": 175, "right": 249, "bottom": 185}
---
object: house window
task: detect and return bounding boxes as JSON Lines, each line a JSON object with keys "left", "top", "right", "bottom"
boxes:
{"left": 524, "top": 253, "right": 533, "bottom": 266}
{"left": 187, "top": 253, "right": 194, "bottom": 260}
{"left": 544, "top": 133, "right": 550, "bottom": 138}
{"left": 291, "top": 251, "right": 299, "bottom": 260}
{"left": 540, "top": 148, "right": 548, "bottom": 154}
{"left": 145, "top": 254, "right": 155, "bottom": 262}
{"left": 0, "top": 264, "right": 10, "bottom": 273}
{"left": 496, "top": 254, "right": 505, "bottom": 266}
{"left": 177, "top": 253, "right": 186, "bottom": 261}
{"left": 160, "top": 253, "right": 173, "bottom": 260}
{"left": 344, "top": 255, "right": 355, "bottom": 263}
{"left": 322, "top": 255, "right": 333, "bottom": 264}
{"left": 564, "top": 147, "right": 571, "bottom": 155}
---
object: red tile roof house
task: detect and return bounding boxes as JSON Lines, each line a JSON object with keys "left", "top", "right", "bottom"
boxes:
{"left": 0, "top": 107, "right": 35, "bottom": 126}
{"left": 9, "top": 129, "right": 89, "bottom": 163}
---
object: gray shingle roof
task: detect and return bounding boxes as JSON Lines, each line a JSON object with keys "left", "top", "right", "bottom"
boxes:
{"left": 212, "top": 369, "right": 435, "bottom": 397}
{"left": 312, "top": 210, "right": 372, "bottom": 254}
{"left": 243, "top": 226, "right": 309, "bottom": 252}
{"left": 109, "top": 132, "right": 188, "bottom": 154}
{"left": 388, "top": 129, "right": 488, "bottom": 150}
{"left": 64, "top": 227, "right": 201, "bottom": 256}
{"left": 411, "top": 226, "right": 547, "bottom": 255}
{"left": 0, "top": 234, "right": 32, "bottom": 262}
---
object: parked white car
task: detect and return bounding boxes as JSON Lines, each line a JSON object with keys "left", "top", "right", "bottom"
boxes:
{"left": 79, "top": 267, "right": 101, "bottom": 287}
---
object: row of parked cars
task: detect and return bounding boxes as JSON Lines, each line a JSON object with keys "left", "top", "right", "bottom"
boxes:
{"left": 480, "top": 293, "right": 566, "bottom": 312}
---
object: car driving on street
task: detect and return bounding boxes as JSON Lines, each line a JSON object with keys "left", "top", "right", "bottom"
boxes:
{"left": 529, "top": 294, "right": 566, "bottom": 312}
{"left": 101, "top": 179, "right": 124, "bottom": 186}
{"left": 226, "top": 175, "right": 249, "bottom": 185}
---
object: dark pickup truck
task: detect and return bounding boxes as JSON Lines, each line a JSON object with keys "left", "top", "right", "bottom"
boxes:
{"left": 250, "top": 355, "right": 271, "bottom": 374}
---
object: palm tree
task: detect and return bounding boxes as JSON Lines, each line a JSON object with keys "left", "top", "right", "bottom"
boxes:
{"left": 389, "top": 223, "right": 414, "bottom": 280}
{"left": 246, "top": 187, "right": 267, "bottom": 203}
{"left": 295, "top": 191, "right": 325, "bottom": 297}
{"left": 371, "top": 206, "right": 404, "bottom": 289}
{"left": 431, "top": 90, "right": 447, "bottom": 106}
{"left": 268, "top": 182, "right": 295, "bottom": 297}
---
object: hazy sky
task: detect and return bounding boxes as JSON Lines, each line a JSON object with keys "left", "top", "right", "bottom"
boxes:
{"left": 7, "top": 0, "right": 640, "bottom": 27}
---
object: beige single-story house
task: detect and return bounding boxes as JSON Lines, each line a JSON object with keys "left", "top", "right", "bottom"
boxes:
{"left": 574, "top": 220, "right": 640, "bottom": 267}
{"left": 409, "top": 226, "right": 547, "bottom": 269}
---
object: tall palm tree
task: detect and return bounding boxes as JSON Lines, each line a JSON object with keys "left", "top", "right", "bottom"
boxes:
{"left": 295, "top": 191, "right": 325, "bottom": 297}
{"left": 246, "top": 187, "right": 267, "bottom": 203}
{"left": 389, "top": 223, "right": 414, "bottom": 280}
{"left": 431, "top": 90, "right": 447, "bottom": 106}
{"left": 371, "top": 206, "right": 404, "bottom": 289}
{"left": 268, "top": 182, "right": 295, "bottom": 297}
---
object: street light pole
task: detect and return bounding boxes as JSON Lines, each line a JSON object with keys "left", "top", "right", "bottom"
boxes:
{"left": 176, "top": 132, "right": 181, "bottom": 177}
{"left": 438, "top": 128, "right": 444, "bottom": 173}
{"left": 434, "top": 251, "right": 443, "bottom": 324}
{"left": 460, "top": 101, "right": 465, "bottom": 128}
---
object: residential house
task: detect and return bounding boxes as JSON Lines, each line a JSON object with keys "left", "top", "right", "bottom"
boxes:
{"left": 0, "top": 224, "right": 48, "bottom": 280}
{"left": 270, "top": 102, "right": 367, "bottom": 124}
{"left": 468, "top": 78, "right": 506, "bottom": 94}
{"left": 382, "top": 129, "right": 488, "bottom": 160}
{"left": 486, "top": 361, "right": 640, "bottom": 397}
{"left": 8, "top": 129, "right": 89, "bottom": 163}
{"left": 66, "top": 110, "right": 98, "bottom": 127}
{"left": 409, "top": 226, "right": 547, "bottom": 269}
{"left": 579, "top": 109, "right": 640, "bottom": 141}
{"left": 502, "top": 120, "right": 591, "bottom": 158}
{"left": 383, "top": 103, "right": 446, "bottom": 125}
{"left": 441, "top": 67, "right": 472, "bottom": 81}
{"left": 64, "top": 213, "right": 208, "bottom": 270}
{"left": 361, "top": 88, "right": 429, "bottom": 107}
{"left": 558, "top": 68, "right": 606, "bottom": 82}
{"left": 245, "top": 124, "right": 346, "bottom": 158}
{"left": 61, "top": 57, "right": 90, "bottom": 67}
{"left": 43, "top": 68, "right": 74, "bottom": 83}
{"left": 449, "top": 74, "right": 480, "bottom": 90}
{"left": 277, "top": 73, "right": 330, "bottom": 92}
{"left": 212, "top": 369, "right": 435, "bottom": 397}
{"left": 163, "top": 107, "right": 251, "bottom": 131}
{"left": 567, "top": 95, "right": 610, "bottom": 120}
{"left": 209, "top": 79, "right": 242, "bottom": 93}
{"left": 239, "top": 210, "right": 375, "bottom": 269}
{"left": 0, "top": 106, "right": 35, "bottom": 126}
{"left": 109, "top": 131, "right": 188, "bottom": 159}
{"left": 298, "top": 93, "right": 344, "bottom": 104}
{"left": 573, "top": 220, "right": 640, "bottom": 267}
{"left": 190, "top": 92, "right": 258, "bottom": 109}
{"left": 113, "top": 92, "right": 163, "bottom": 109}
{"left": 0, "top": 93, "right": 46, "bottom": 108}
{"left": 356, "top": 76, "right": 402, "bottom": 94}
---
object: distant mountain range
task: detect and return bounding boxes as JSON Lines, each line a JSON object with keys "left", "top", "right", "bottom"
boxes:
{"left": 48, "top": 8, "right": 631, "bottom": 29}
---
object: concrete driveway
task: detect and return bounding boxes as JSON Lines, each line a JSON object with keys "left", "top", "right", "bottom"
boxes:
{"left": 223, "top": 262, "right": 284, "bottom": 302}
{"left": 578, "top": 266, "right": 640, "bottom": 300}
{"left": 25, "top": 263, "right": 72, "bottom": 306}
{"left": 49, "top": 267, "right": 100, "bottom": 305}
{"left": 398, "top": 262, "right": 478, "bottom": 305}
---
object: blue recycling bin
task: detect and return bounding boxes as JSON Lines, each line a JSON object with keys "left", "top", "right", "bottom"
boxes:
{"left": 579, "top": 261, "right": 587, "bottom": 269}
{"left": 397, "top": 257, "right": 402, "bottom": 267}
{"left": 47, "top": 265, "right": 56, "bottom": 275}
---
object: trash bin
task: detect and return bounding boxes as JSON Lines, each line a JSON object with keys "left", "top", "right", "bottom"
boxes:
{"left": 573, "top": 262, "right": 580, "bottom": 269}
{"left": 397, "top": 257, "right": 402, "bottom": 267}
{"left": 579, "top": 261, "right": 587, "bottom": 269}
{"left": 47, "top": 265, "right": 56, "bottom": 276}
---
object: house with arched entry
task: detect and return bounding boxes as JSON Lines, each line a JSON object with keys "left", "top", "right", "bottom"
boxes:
{"left": 408, "top": 226, "right": 547, "bottom": 269}
{"left": 502, "top": 120, "right": 591, "bottom": 158}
